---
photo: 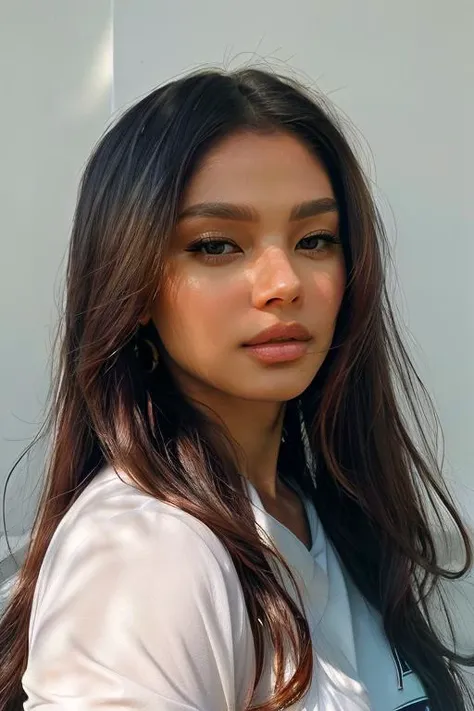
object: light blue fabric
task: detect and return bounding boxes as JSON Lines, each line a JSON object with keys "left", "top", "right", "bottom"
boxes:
{"left": 302, "top": 492, "right": 431, "bottom": 711}
{"left": 250, "top": 478, "right": 430, "bottom": 710}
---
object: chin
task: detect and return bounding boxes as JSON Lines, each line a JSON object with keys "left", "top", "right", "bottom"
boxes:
{"left": 231, "top": 373, "right": 316, "bottom": 403}
{"left": 246, "top": 389, "right": 308, "bottom": 403}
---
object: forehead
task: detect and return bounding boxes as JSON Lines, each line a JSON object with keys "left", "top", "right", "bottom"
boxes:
{"left": 182, "top": 130, "right": 335, "bottom": 209}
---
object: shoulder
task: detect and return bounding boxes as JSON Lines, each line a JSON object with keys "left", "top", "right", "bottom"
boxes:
{"left": 25, "top": 467, "right": 257, "bottom": 710}
{"left": 34, "top": 466, "right": 244, "bottom": 618}
{"left": 47, "top": 466, "right": 231, "bottom": 555}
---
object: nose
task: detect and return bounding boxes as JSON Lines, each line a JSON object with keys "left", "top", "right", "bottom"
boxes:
{"left": 251, "top": 246, "right": 302, "bottom": 309}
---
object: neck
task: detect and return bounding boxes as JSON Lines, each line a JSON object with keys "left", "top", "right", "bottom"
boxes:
{"left": 216, "top": 400, "right": 285, "bottom": 499}
{"left": 180, "top": 385, "right": 285, "bottom": 499}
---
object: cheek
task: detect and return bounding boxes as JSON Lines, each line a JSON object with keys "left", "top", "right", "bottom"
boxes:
{"left": 154, "top": 270, "right": 241, "bottom": 344}
{"left": 310, "top": 263, "right": 346, "bottom": 319}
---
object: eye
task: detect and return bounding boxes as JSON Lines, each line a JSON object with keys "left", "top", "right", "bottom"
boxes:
{"left": 198, "top": 239, "right": 236, "bottom": 256}
{"left": 185, "top": 235, "right": 241, "bottom": 261}
{"left": 297, "top": 231, "right": 340, "bottom": 252}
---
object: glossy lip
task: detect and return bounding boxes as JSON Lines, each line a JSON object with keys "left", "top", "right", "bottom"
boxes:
{"left": 243, "top": 322, "right": 312, "bottom": 347}
{"left": 244, "top": 340, "right": 310, "bottom": 364}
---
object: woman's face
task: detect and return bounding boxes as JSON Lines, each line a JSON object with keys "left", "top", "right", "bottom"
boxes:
{"left": 151, "top": 130, "right": 346, "bottom": 404}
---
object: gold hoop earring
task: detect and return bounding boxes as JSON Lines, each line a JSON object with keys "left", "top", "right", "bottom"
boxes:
{"left": 135, "top": 337, "right": 159, "bottom": 373}
{"left": 144, "top": 339, "right": 159, "bottom": 372}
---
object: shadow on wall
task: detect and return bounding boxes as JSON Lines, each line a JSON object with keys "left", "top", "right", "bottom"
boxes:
{"left": 0, "top": 0, "right": 113, "bottom": 549}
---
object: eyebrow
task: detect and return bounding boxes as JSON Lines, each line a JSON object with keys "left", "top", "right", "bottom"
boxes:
{"left": 178, "top": 197, "right": 338, "bottom": 222}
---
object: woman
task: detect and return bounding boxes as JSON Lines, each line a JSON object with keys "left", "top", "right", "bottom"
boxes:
{"left": 0, "top": 68, "right": 472, "bottom": 711}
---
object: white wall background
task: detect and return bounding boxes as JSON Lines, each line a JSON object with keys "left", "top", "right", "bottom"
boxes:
{"left": 0, "top": 0, "right": 473, "bottom": 679}
{"left": 0, "top": 0, "right": 112, "bottom": 549}
{"left": 1, "top": 0, "right": 473, "bottom": 546}
{"left": 113, "top": 0, "right": 474, "bottom": 526}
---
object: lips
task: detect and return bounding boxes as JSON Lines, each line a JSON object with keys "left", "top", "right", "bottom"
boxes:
{"left": 244, "top": 322, "right": 312, "bottom": 346}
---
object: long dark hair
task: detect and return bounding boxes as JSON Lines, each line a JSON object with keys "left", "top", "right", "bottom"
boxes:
{"left": 1, "top": 67, "right": 472, "bottom": 710}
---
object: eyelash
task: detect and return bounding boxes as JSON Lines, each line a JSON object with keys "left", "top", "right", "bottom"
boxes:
{"left": 186, "top": 231, "right": 341, "bottom": 263}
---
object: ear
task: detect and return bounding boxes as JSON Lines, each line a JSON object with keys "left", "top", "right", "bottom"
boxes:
{"left": 138, "top": 315, "right": 151, "bottom": 326}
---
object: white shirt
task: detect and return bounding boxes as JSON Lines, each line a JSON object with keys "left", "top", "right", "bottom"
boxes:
{"left": 22, "top": 466, "right": 430, "bottom": 710}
